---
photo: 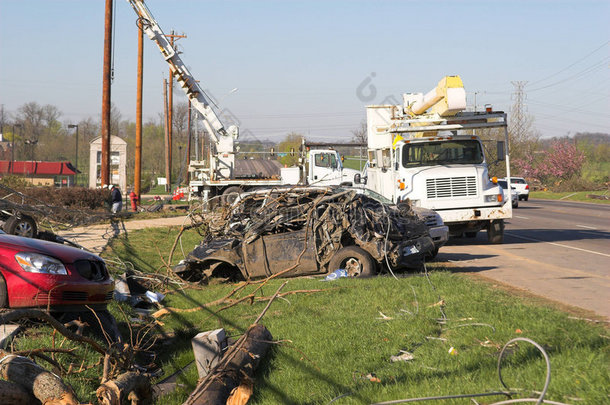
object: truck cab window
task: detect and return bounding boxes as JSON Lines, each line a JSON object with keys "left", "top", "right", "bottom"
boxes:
{"left": 315, "top": 153, "right": 337, "bottom": 168}
{"left": 402, "top": 140, "right": 483, "bottom": 168}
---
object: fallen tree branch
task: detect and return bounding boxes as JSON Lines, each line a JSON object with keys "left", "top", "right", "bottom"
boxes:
{"left": 0, "top": 309, "right": 108, "bottom": 356}
{"left": 153, "top": 287, "right": 335, "bottom": 317}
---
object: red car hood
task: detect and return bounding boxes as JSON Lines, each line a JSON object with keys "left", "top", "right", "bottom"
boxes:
{"left": 0, "top": 234, "right": 101, "bottom": 264}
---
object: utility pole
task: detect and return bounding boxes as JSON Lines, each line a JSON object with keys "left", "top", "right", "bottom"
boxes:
{"left": 135, "top": 17, "right": 144, "bottom": 200}
{"left": 163, "top": 78, "right": 171, "bottom": 193}
{"left": 510, "top": 81, "right": 528, "bottom": 146}
{"left": 166, "top": 31, "right": 187, "bottom": 189}
{"left": 100, "top": 0, "right": 113, "bottom": 187}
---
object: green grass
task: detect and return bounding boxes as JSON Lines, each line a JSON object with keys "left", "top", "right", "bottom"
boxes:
{"left": 9, "top": 227, "right": 608, "bottom": 404}
{"left": 530, "top": 190, "right": 610, "bottom": 204}
{"left": 342, "top": 156, "right": 367, "bottom": 171}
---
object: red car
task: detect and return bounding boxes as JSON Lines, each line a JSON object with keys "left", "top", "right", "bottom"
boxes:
{"left": 0, "top": 232, "right": 114, "bottom": 310}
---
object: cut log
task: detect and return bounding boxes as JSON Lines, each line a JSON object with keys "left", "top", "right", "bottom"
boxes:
{"left": 96, "top": 371, "right": 153, "bottom": 405}
{"left": 0, "top": 379, "right": 37, "bottom": 404}
{"left": 0, "top": 349, "right": 79, "bottom": 405}
{"left": 186, "top": 324, "right": 272, "bottom": 405}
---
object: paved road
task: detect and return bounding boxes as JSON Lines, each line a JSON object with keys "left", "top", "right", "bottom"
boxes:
{"left": 437, "top": 199, "right": 610, "bottom": 320}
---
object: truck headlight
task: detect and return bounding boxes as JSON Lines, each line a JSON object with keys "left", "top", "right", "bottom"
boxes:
{"left": 484, "top": 194, "right": 502, "bottom": 203}
{"left": 15, "top": 252, "right": 67, "bottom": 275}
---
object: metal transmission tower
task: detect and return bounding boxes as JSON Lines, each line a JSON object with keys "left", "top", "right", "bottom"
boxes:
{"left": 510, "top": 81, "right": 528, "bottom": 145}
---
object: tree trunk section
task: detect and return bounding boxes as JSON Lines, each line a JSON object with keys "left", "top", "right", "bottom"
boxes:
{"left": 0, "top": 349, "right": 79, "bottom": 405}
{"left": 188, "top": 324, "right": 272, "bottom": 405}
{"left": 96, "top": 371, "right": 152, "bottom": 405}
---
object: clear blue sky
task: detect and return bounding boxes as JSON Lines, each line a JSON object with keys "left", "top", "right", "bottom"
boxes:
{"left": 0, "top": 0, "right": 608, "bottom": 142}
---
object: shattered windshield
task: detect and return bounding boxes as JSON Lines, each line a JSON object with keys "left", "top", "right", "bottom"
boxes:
{"left": 401, "top": 140, "right": 483, "bottom": 167}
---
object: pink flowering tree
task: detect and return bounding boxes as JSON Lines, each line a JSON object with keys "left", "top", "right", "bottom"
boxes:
{"left": 513, "top": 140, "right": 585, "bottom": 184}
{"left": 538, "top": 140, "right": 586, "bottom": 183}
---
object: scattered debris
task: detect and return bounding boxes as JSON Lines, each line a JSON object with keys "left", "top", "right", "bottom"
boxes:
{"left": 366, "top": 373, "right": 382, "bottom": 383}
{"left": 191, "top": 329, "right": 227, "bottom": 379}
{"left": 390, "top": 351, "right": 414, "bottom": 362}
{"left": 448, "top": 347, "right": 458, "bottom": 356}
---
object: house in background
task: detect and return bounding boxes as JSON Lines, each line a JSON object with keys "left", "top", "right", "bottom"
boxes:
{"left": 0, "top": 161, "right": 79, "bottom": 187}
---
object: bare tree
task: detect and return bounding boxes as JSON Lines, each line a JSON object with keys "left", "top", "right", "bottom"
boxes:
{"left": 351, "top": 119, "right": 367, "bottom": 144}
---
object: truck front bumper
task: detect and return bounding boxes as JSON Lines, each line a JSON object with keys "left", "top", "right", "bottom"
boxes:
{"left": 436, "top": 204, "right": 512, "bottom": 224}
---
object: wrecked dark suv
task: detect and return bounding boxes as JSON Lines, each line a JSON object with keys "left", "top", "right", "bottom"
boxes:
{"left": 174, "top": 187, "right": 435, "bottom": 281}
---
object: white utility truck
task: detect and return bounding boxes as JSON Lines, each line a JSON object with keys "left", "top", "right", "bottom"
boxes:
{"left": 127, "top": 0, "right": 360, "bottom": 204}
{"left": 364, "top": 76, "right": 511, "bottom": 243}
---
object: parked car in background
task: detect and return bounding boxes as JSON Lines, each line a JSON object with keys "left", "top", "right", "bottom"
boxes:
{"left": 0, "top": 210, "right": 38, "bottom": 238}
{"left": 504, "top": 177, "right": 529, "bottom": 201}
{"left": 497, "top": 180, "right": 518, "bottom": 208}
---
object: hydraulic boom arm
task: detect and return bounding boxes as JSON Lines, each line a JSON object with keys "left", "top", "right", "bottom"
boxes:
{"left": 126, "top": 0, "right": 238, "bottom": 152}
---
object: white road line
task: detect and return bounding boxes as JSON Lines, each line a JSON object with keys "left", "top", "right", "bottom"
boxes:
{"left": 514, "top": 215, "right": 529, "bottom": 219}
{"left": 506, "top": 232, "right": 610, "bottom": 258}
{"left": 576, "top": 224, "right": 597, "bottom": 230}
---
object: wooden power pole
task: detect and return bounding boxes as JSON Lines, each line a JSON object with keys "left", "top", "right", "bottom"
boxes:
{"left": 100, "top": 0, "right": 113, "bottom": 187}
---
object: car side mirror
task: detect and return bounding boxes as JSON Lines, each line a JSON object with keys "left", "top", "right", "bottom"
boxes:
{"left": 496, "top": 141, "right": 505, "bottom": 162}
{"left": 354, "top": 173, "right": 361, "bottom": 184}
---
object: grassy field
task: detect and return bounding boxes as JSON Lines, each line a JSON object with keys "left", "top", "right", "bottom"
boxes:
{"left": 530, "top": 190, "right": 610, "bottom": 204}
{"left": 10, "top": 226, "right": 609, "bottom": 404}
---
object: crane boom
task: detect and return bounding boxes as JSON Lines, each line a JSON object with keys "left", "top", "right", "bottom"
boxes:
{"left": 125, "top": 0, "right": 238, "bottom": 152}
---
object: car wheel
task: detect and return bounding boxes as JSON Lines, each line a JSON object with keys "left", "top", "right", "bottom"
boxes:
{"left": 0, "top": 275, "right": 8, "bottom": 308}
{"left": 487, "top": 220, "right": 504, "bottom": 244}
{"left": 513, "top": 200, "right": 518, "bottom": 208}
{"left": 3, "top": 215, "right": 37, "bottom": 238}
{"left": 524, "top": 196, "right": 529, "bottom": 201}
{"left": 465, "top": 231, "right": 477, "bottom": 238}
{"left": 221, "top": 186, "right": 242, "bottom": 205}
{"left": 328, "top": 246, "right": 375, "bottom": 278}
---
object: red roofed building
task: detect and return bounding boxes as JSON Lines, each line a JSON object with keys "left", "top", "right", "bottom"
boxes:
{"left": 0, "top": 161, "right": 80, "bottom": 187}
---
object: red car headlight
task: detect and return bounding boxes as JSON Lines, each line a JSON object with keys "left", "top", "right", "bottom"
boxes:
{"left": 15, "top": 252, "right": 68, "bottom": 275}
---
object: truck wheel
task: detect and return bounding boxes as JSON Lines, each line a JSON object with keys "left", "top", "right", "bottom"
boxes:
{"left": 328, "top": 246, "right": 375, "bottom": 278}
{"left": 4, "top": 215, "right": 37, "bottom": 238}
{"left": 0, "top": 275, "right": 8, "bottom": 308}
{"left": 487, "top": 220, "right": 504, "bottom": 244}
{"left": 465, "top": 231, "right": 478, "bottom": 238}
{"left": 221, "top": 186, "right": 242, "bottom": 205}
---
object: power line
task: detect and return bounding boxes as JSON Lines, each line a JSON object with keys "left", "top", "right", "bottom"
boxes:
{"left": 528, "top": 40, "right": 609, "bottom": 86}
{"left": 528, "top": 57, "right": 609, "bottom": 92}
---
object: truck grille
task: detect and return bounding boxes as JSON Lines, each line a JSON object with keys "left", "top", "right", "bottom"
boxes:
{"left": 426, "top": 176, "right": 477, "bottom": 199}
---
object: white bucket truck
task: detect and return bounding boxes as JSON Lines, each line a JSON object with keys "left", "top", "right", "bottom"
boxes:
{"left": 364, "top": 76, "right": 512, "bottom": 243}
